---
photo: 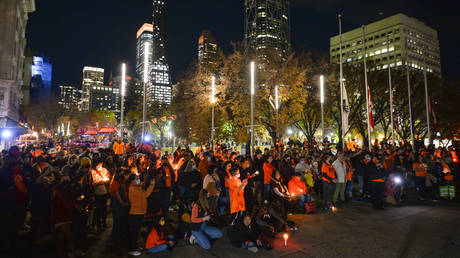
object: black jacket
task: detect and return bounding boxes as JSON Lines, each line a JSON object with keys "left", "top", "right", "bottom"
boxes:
{"left": 229, "top": 221, "right": 258, "bottom": 247}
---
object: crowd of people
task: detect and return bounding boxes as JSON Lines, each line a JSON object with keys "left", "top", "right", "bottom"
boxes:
{"left": 0, "top": 137, "right": 457, "bottom": 257}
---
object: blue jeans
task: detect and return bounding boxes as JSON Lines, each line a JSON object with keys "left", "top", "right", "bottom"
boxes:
{"left": 147, "top": 244, "right": 167, "bottom": 253}
{"left": 264, "top": 184, "right": 271, "bottom": 201}
{"left": 296, "top": 194, "right": 306, "bottom": 210}
{"left": 358, "top": 176, "right": 364, "bottom": 193}
{"left": 347, "top": 179, "right": 353, "bottom": 197}
{"left": 192, "top": 223, "right": 223, "bottom": 250}
{"left": 147, "top": 235, "right": 174, "bottom": 253}
{"left": 219, "top": 188, "right": 229, "bottom": 215}
{"left": 241, "top": 241, "right": 256, "bottom": 248}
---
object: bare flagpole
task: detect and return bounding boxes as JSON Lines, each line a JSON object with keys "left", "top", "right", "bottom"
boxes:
{"left": 338, "top": 14, "right": 345, "bottom": 150}
{"left": 362, "top": 26, "right": 372, "bottom": 150}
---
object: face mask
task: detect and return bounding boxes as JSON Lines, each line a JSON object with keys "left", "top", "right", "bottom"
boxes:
{"left": 207, "top": 157, "right": 211, "bottom": 162}
{"left": 192, "top": 165, "right": 197, "bottom": 170}
{"left": 24, "top": 158, "right": 30, "bottom": 163}
{"left": 135, "top": 179, "right": 141, "bottom": 185}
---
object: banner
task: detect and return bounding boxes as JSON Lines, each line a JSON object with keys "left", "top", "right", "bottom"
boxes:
{"left": 368, "top": 88, "right": 375, "bottom": 132}
{"left": 392, "top": 97, "right": 400, "bottom": 132}
{"left": 429, "top": 97, "right": 439, "bottom": 133}
{"left": 342, "top": 85, "right": 350, "bottom": 133}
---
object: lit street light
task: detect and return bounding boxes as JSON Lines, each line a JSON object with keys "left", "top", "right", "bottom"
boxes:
{"left": 211, "top": 75, "right": 215, "bottom": 152}
{"left": 320, "top": 75, "right": 325, "bottom": 142}
{"left": 120, "top": 63, "right": 126, "bottom": 140}
{"left": 142, "top": 42, "right": 149, "bottom": 143}
{"left": 250, "top": 61, "right": 255, "bottom": 158}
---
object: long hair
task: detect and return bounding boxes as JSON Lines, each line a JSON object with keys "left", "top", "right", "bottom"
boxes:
{"left": 197, "top": 189, "right": 210, "bottom": 211}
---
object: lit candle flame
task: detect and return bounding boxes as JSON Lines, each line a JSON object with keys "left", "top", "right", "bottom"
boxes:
{"left": 283, "top": 233, "right": 289, "bottom": 247}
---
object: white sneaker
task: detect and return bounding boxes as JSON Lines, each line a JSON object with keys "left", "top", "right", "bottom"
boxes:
{"left": 248, "top": 247, "right": 258, "bottom": 253}
{"left": 189, "top": 235, "right": 196, "bottom": 245}
{"left": 128, "top": 251, "right": 142, "bottom": 256}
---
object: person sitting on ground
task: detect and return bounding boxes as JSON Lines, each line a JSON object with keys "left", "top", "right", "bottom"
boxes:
{"left": 288, "top": 172, "right": 309, "bottom": 213}
{"left": 145, "top": 216, "right": 175, "bottom": 253}
{"left": 190, "top": 189, "right": 223, "bottom": 250}
{"left": 255, "top": 200, "right": 288, "bottom": 239}
{"left": 229, "top": 213, "right": 260, "bottom": 253}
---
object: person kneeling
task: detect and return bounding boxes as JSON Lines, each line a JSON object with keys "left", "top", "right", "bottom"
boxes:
{"left": 288, "top": 172, "right": 309, "bottom": 213}
{"left": 145, "top": 216, "right": 175, "bottom": 253}
{"left": 190, "top": 190, "right": 223, "bottom": 250}
{"left": 229, "top": 214, "right": 260, "bottom": 253}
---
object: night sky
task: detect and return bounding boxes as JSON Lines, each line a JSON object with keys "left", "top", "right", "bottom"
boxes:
{"left": 26, "top": 0, "right": 459, "bottom": 90}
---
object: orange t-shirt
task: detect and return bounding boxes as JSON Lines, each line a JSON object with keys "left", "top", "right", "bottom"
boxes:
{"left": 288, "top": 177, "right": 307, "bottom": 196}
{"left": 263, "top": 162, "right": 276, "bottom": 185}
{"left": 228, "top": 176, "right": 245, "bottom": 214}
{"left": 413, "top": 162, "right": 428, "bottom": 177}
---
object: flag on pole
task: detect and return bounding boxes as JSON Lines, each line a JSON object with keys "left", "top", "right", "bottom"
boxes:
{"left": 429, "top": 98, "right": 439, "bottom": 133}
{"left": 368, "top": 87, "right": 375, "bottom": 132}
{"left": 392, "top": 97, "right": 400, "bottom": 132}
{"left": 342, "top": 85, "right": 350, "bottom": 134}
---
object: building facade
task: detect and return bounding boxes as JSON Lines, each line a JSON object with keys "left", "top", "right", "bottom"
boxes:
{"left": 89, "top": 84, "right": 120, "bottom": 116}
{"left": 136, "top": 23, "right": 154, "bottom": 81}
{"left": 245, "top": 0, "right": 291, "bottom": 62}
{"left": 330, "top": 13, "right": 441, "bottom": 76}
{"left": 30, "top": 56, "right": 52, "bottom": 104}
{"left": 149, "top": 0, "right": 172, "bottom": 105}
{"left": 80, "top": 66, "right": 104, "bottom": 112}
{"left": 59, "top": 84, "right": 80, "bottom": 110}
{"left": 198, "top": 29, "right": 218, "bottom": 71}
{"left": 0, "top": 0, "right": 35, "bottom": 129}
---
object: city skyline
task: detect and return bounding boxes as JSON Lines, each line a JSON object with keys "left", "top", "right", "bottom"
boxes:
{"left": 26, "top": 0, "right": 459, "bottom": 89}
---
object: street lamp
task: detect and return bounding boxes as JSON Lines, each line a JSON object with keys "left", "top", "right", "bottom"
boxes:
{"left": 142, "top": 42, "right": 149, "bottom": 143}
{"left": 120, "top": 63, "right": 126, "bottom": 140}
{"left": 320, "top": 75, "right": 325, "bottom": 142}
{"left": 211, "top": 75, "right": 216, "bottom": 152}
{"left": 250, "top": 61, "right": 255, "bottom": 158}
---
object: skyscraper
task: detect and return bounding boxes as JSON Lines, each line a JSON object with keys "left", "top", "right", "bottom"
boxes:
{"left": 89, "top": 84, "right": 120, "bottom": 116}
{"left": 59, "top": 84, "right": 79, "bottom": 110}
{"left": 245, "top": 0, "right": 291, "bottom": 62}
{"left": 80, "top": 66, "right": 104, "bottom": 112}
{"left": 136, "top": 23, "right": 153, "bottom": 81}
{"left": 198, "top": 29, "right": 218, "bottom": 71}
{"left": 149, "top": 0, "right": 172, "bottom": 105}
{"left": 330, "top": 13, "right": 442, "bottom": 76}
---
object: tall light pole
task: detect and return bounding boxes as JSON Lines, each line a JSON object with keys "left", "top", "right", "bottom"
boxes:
{"left": 142, "top": 42, "right": 149, "bottom": 143}
{"left": 320, "top": 75, "right": 325, "bottom": 142}
{"left": 386, "top": 35, "right": 395, "bottom": 145}
{"left": 338, "top": 14, "right": 345, "bottom": 150}
{"left": 424, "top": 65, "right": 431, "bottom": 144}
{"left": 275, "top": 85, "right": 279, "bottom": 138}
{"left": 120, "top": 63, "right": 126, "bottom": 140}
{"left": 211, "top": 75, "right": 216, "bottom": 152}
{"left": 250, "top": 61, "right": 255, "bottom": 158}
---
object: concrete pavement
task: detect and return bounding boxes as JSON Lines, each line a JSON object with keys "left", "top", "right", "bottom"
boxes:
{"left": 81, "top": 200, "right": 460, "bottom": 258}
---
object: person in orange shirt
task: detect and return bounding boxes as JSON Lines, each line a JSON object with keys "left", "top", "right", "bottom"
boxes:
{"left": 228, "top": 167, "right": 248, "bottom": 225}
{"left": 288, "top": 172, "right": 309, "bottom": 213}
{"left": 113, "top": 137, "right": 125, "bottom": 155}
{"left": 263, "top": 155, "right": 276, "bottom": 201}
{"left": 127, "top": 174, "right": 155, "bottom": 256}
{"left": 412, "top": 155, "right": 428, "bottom": 199}
{"left": 321, "top": 155, "right": 336, "bottom": 209}
{"left": 145, "top": 216, "right": 175, "bottom": 253}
